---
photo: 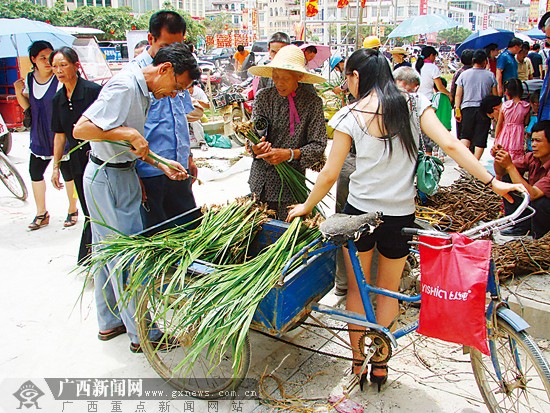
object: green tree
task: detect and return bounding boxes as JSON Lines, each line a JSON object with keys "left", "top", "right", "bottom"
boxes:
{"left": 0, "top": 0, "right": 50, "bottom": 21}
{"left": 437, "top": 27, "right": 472, "bottom": 45}
{"left": 65, "top": 6, "right": 135, "bottom": 40}
{"left": 49, "top": 0, "right": 68, "bottom": 26}
{"left": 203, "top": 13, "right": 232, "bottom": 36}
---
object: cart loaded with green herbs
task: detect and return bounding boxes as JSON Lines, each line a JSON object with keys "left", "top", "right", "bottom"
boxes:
{"left": 89, "top": 198, "right": 336, "bottom": 397}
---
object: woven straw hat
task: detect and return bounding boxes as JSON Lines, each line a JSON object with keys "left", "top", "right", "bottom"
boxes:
{"left": 389, "top": 47, "right": 409, "bottom": 55}
{"left": 248, "top": 44, "right": 326, "bottom": 84}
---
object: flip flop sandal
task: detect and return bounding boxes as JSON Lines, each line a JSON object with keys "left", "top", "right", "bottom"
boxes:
{"left": 97, "top": 325, "right": 127, "bottom": 341}
{"left": 64, "top": 211, "right": 79, "bottom": 227}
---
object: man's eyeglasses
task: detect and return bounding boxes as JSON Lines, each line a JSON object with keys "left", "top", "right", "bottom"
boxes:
{"left": 173, "top": 71, "right": 186, "bottom": 92}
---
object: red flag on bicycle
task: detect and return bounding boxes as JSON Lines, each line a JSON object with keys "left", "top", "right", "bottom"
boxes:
{"left": 417, "top": 233, "right": 491, "bottom": 355}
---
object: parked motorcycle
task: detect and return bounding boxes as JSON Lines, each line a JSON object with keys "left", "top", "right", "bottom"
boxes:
{"left": 212, "top": 78, "right": 254, "bottom": 146}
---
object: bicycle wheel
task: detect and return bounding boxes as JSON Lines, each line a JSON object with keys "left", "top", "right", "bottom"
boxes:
{"left": 0, "top": 152, "right": 28, "bottom": 201}
{"left": 470, "top": 318, "right": 550, "bottom": 412}
{"left": 137, "top": 285, "right": 251, "bottom": 399}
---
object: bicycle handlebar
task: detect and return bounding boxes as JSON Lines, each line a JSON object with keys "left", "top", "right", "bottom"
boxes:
{"left": 402, "top": 191, "right": 533, "bottom": 240}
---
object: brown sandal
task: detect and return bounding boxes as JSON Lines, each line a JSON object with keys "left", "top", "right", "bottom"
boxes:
{"left": 28, "top": 212, "right": 50, "bottom": 230}
{"left": 64, "top": 211, "right": 78, "bottom": 227}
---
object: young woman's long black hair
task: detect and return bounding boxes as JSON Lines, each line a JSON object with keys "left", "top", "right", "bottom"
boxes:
{"left": 415, "top": 45, "right": 437, "bottom": 74}
{"left": 345, "top": 48, "right": 417, "bottom": 160}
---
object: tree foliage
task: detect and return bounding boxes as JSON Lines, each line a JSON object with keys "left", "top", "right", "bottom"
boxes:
{"left": 203, "top": 14, "right": 232, "bottom": 36}
{"left": 0, "top": 0, "right": 205, "bottom": 42}
{"left": 437, "top": 27, "right": 472, "bottom": 45}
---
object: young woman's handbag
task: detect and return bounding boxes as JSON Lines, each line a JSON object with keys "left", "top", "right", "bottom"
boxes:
{"left": 410, "top": 93, "right": 444, "bottom": 196}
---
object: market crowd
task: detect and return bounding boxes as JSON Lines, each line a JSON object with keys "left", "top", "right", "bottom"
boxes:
{"left": 11, "top": 8, "right": 549, "bottom": 392}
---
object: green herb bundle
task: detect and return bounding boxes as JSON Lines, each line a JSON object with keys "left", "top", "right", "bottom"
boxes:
{"left": 86, "top": 198, "right": 271, "bottom": 308}
{"left": 158, "top": 217, "right": 321, "bottom": 376}
{"left": 234, "top": 121, "right": 330, "bottom": 215}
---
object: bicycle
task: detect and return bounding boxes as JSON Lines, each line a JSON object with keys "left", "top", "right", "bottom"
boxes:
{"left": 0, "top": 151, "right": 28, "bottom": 201}
{"left": 137, "top": 193, "right": 550, "bottom": 411}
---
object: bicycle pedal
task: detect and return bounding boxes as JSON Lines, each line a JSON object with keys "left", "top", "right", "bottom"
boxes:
{"left": 342, "top": 374, "right": 359, "bottom": 393}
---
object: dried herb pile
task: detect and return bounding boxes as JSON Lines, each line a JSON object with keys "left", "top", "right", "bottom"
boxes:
{"left": 492, "top": 233, "right": 550, "bottom": 280}
{"left": 419, "top": 170, "right": 501, "bottom": 232}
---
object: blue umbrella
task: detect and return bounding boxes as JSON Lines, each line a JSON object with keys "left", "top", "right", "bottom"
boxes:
{"left": 0, "top": 18, "right": 75, "bottom": 58}
{"left": 456, "top": 29, "right": 514, "bottom": 57}
{"left": 388, "top": 14, "right": 462, "bottom": 39}
{"left": 519, "top": 27, "right": 546, "bottom": 40}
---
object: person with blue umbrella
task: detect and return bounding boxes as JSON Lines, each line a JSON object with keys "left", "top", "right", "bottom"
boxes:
{"left": 496, "top": 38, "right": 523, "bottom": 96}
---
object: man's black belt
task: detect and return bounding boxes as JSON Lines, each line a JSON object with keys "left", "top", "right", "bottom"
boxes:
{"left": 90, "top": 154, "right": 135, "bottom": 169}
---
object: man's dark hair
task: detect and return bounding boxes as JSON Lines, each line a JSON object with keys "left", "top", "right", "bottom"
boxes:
{"left": 473, "top": 49, "right": 487, "bottom": 65}
{"left": 480, "top": 95, "right": 503, "bottom": 114}
{"left": 149, "top": 10, "right": 186, "bottom": 39}
{"left": 531, "top": 120, "right": 550, "bottom": 141}
{"left": 508, "top": 38, "right": 523, "bottom": 48}
{"left": 460, "top": 49, "right": 474, "bottom": 65}
{"left": 485, "top": 43, "right": 498, "bottom": 53}
{"left": 237, "top": 45, "right": 244, "bottom": 52}
{"left": 532, "top": 43, "right": 541, "bottom": 51}
{"left": 153, "top": 43, "right": 200, "bottom": 80}
{"left": 304, "top": 45, "right": 317, "bottom": 54}
{"left": 521, "top": 42, "right": 530, "bottom": 52}
{"left": 268, "top": 32, "right": 290, "bottom": 46}
{"left": 134, "top": 40, "right": 149, "bottom": 51}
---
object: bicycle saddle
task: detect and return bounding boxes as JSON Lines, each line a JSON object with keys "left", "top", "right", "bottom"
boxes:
{"left": 320, "top": 212, "right": 382, "bottom": 244}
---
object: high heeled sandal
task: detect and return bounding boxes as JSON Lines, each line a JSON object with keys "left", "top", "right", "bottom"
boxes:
{"left": 369, "top": 363, "right": 388, "bottom": 392}
{"left": 64, "top": 210, "right": 78, "bottom": 227}
{"left": 353, "top": 360, "right": 368, "bottom": 391}
{"left": 28, "top": 211, "right": 50, "bottom": 230}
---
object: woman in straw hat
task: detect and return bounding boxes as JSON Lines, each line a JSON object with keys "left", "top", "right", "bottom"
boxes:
{"left": 287, "top": 48, "right": 525, "bottom": 391}
{"left": 389, "top": 47, "right": 411, "bottom": 71}
{"left": 247, "top": 44, "right": 327, "bottom": 219}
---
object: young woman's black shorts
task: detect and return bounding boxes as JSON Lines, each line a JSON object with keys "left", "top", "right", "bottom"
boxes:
{"left": 29, "top": 153, "right": 73, "bottom": 182}
{"left": 342, "top": 203, "right": 415, "bottom": 259}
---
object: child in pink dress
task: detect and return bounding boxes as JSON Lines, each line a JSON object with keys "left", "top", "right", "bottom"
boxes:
{"left": 494, "top": 79, "right": 530, "bottom": 162}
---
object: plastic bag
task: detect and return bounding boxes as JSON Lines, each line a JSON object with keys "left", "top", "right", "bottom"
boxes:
{"left": 417, "top": 233, "right": 491, "bottom": 355}
{"left": 204, "top": 133, "right": 232, "bottom": 149}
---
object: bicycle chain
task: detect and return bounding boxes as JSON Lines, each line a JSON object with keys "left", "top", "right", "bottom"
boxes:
{"left": 254, "top": 322, "right": 367, "bottom": 362}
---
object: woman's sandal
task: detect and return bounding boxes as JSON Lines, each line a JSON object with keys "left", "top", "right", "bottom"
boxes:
{"left": 353, "top": 360, "right": 368, "bottom": 391}
{"left": 64, "top": 210, "right": 78, "bottom": 227}
{"left": 369, "top": 363, "right": 388, "bottom": 392}
{"left": 28, "top": 212, "right": 50, "bottom": 230}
